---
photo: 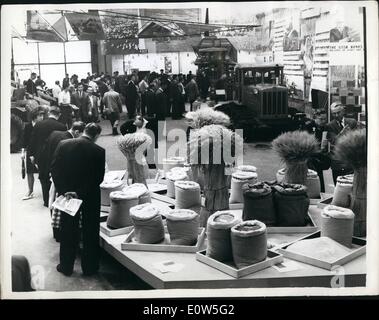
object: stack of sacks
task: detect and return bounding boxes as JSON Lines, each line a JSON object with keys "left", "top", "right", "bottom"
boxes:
{"left": 206, "top": 211, "right": 241, "bottom": 262}
{"left": 100, "top": 180, "right": 124, "bottom": 206}
{"left": 273, "top": 183, "right": 310, "bottom": 226}
{"left": 321, "top": 205, "right": 355, "bottom": 247}
{"left": 231, "top": 220, "right": 267, "bottom": 268}
{"left": 331, "top": 174, "right": 354, "bottom": 208}
{"left": 166, "top": 170, "right": 188, "bottom": 198}
{"left": 276, "top": 168, "right": 321, "bottom": 198}
{"left": 229, "top": 171, "right": 258, "bottom": 203}
{"left": 165, "top": 209, "right": 200, "bottom": 245}
{"left": 162, "top": 157, "right": 186, "bottom": 173}
{"left": 122, "top": 183, "right": 151, "bottom": 204}
{"left": 130, "top": 203, "right": 165, "bottom": 244}
{"left": 174, "top": 181, "right": 201, "bottom": 210}
{"left": 242, "top": 182, "right": 276, "bottom": 226}
{"left": 106, "top": 191, "right": 140, "bottom": 229}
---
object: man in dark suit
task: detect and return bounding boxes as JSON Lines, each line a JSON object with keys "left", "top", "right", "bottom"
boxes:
{"left": 51, "top": 123, "right": 105, "bottom": 276}
{"left": 35, "top": 76, "right": 46, "bottom": 89}
{"left": 325, "top": 102, "right": 357, "bottom": 183}
{"left": 45, "top": 121, "right": 85, "bottom": 241}
{"left": 29, "top": 106, "right": 66, "bottom": 207}
{"left": 71, "top": 84, "right": 90, "bottom": 122}
{"left": 46, "top": 121, "right": 86, "bottom": 176}
{"left": 155, "top": 81, "right": 168, "bottom": 121}
{"left": 25, "top": 72, "right": 38, "bottom": 96}
{"left": 145, "top": 82, "right": 157, "bottom": 117}
{"left": 113, "top": 71, "right": 122, "bottom": 94}
{"left": 125, "top": 74, "right": 139, "bottom": 119}
{"left": 62, "top": 74, "right": 70, "bottom": 89}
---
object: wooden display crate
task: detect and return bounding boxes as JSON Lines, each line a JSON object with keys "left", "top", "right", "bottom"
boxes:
{"left": 317, "top": 197, "right": 334, "bottom": 209}
{"left": 147, "top": 178, "right": 167, "bottom": 194}
{"left": 216, "top": 209, "right": 319, "bottom": 234}
{"left": 309, "top": 198, "right": 322, "bottom": 205}
{"left": 121, "top": 227, "right": 206, "bottom": 253}
{"left": 100, "top": 211, "right": 109, "bottom": 223}
{"left": 101, "top": 205, "right": 110, "bottom": 213}
{"left": 267, "top": 213, "right": 318, "bottom": 233}
{"left": 278, "top": 231, "right": 366, "bottom": 270}
{"left": 100, "top": 222, "right": 134, "bottom": 237}
{"left": 150, "top": 192, "right": 176, "bottom": 206}
{"left": 196, "top": 250, "right": 283, "bottom": 279}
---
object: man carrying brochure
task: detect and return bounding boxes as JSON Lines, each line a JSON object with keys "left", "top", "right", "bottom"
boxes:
{"left": 51, "top": 123, "right": 105, "bottom": 276}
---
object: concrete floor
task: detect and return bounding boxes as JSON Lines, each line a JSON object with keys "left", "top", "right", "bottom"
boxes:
{"left": 10, "top": 104, "right": 283, "bottom": 292}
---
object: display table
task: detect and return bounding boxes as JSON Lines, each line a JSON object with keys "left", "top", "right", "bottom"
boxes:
{"left": 99, "top": 206, "right": 366, "bottom": 289}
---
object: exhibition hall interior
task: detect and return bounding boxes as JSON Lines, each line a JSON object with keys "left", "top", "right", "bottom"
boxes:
{"left": 5, "top": 2, "right": 370, "bottom": 293}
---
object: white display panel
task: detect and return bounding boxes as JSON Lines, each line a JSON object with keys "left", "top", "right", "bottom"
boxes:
{"left": 13, "top": 39, "right": 39, "bottom": 64}
{"left": 40, "top": 64, "right": 66, "bottom": 88}
{"left": 38, "top": 42, "right": 65, "bottom": 63}
{"left": 65, "top": 41, "right": 91, "bottom": 63}
{"left": 66, "top": 63, "right": 92, "bottom": 81}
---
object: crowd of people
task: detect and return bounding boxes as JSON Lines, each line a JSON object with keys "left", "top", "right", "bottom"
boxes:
{"left": 18, "top": 68, "right": 210, "bottom": 278}
{"left": 16, "top": 64, "right": 365, "bottom": 281}
{"left": 22, "top": 69, "right": 210, "bottom": 135}
{"left": 302, "top": 102, "right": 361, "bottom": 192}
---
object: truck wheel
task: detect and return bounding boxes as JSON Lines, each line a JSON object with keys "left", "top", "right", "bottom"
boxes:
{"left": 10, "top": 114, "right": 24, "bottom": 153}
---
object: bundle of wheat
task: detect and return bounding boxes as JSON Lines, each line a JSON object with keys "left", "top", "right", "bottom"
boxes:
{"left": 117, "top": 132, "right": 152, "bottom": 185}
{"left": 272, "top": 131, "right": 319, "bottom": 185}
{"left": 333, "top": 129, "right": 367, "bottom": 237}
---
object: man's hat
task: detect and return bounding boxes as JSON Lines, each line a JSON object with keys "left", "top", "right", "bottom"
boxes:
{"left": 330, "top": 102, "right": 344, "bottom": 113}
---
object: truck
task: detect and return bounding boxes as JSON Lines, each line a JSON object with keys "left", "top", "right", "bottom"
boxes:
{"left": 214, "top": 63, "right": 307, "bottom": 140}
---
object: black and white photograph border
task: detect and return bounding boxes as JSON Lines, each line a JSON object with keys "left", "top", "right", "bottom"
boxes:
{"left": 1, "top": 1, "right": 378, "bottom": 299}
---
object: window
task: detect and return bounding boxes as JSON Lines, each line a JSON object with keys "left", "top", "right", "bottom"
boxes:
{"left": 255, "top": 71, "right": 262, "bottom": 84}
{"left": 65, "top": 41, "right": 91, "bottom": 63}
{"left": 263, "top": 71, "right": 272, "bottom": 84}
{"left": 66, "top": 63, "right": 92, "bottom": 81}
{"left": 38, "top": 42, "right": 65, "bottom": 63}
{"left": 13, "top": 39, "right": 38, "bottom": 64}
{"left": 13, "top": 39, "right": 92, "bottom": 88}
{"left": 243, "top": 70, "right": 255, "bottom": 85}
{"left": 40, "top": 64, "right": 66, "bottom": 88}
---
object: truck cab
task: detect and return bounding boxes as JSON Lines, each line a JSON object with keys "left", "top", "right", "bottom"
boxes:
{"left": 234, "top": 64, "right": 290, "bottom": 124}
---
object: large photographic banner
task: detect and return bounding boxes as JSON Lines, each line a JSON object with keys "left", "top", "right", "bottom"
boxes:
{"left": 26, "top": 10, "right": 67, "bottom": 42}
{"left": 65, "top": 10, "right": 104, "bottom": 41}
{"left": 99, "top": 9, "right": 141, "bottom": 54}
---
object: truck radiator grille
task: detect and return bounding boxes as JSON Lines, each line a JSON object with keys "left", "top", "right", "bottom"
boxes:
{"left": 262, "top": 91, "right": 287, "bottom": 115}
